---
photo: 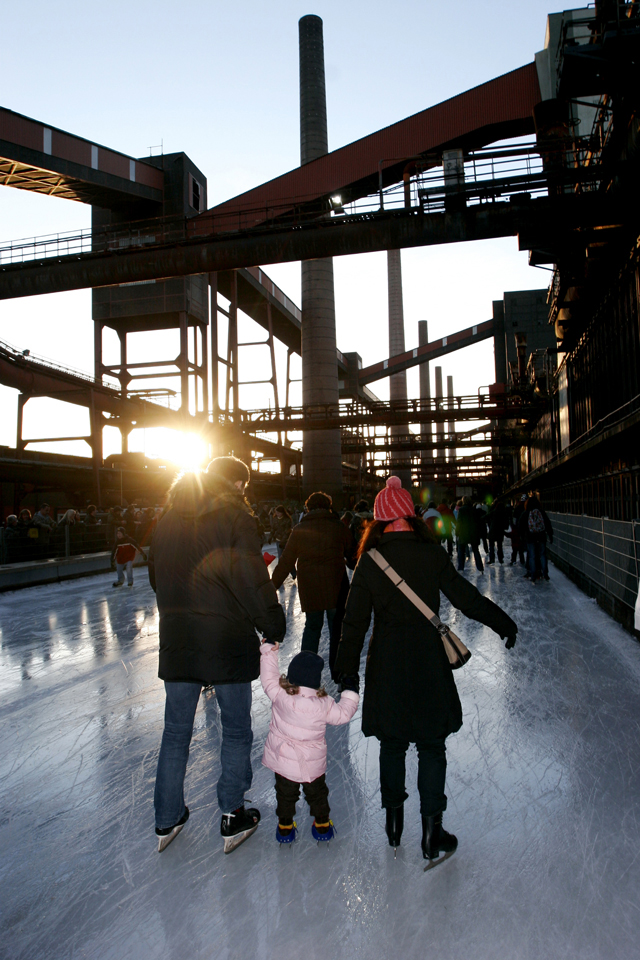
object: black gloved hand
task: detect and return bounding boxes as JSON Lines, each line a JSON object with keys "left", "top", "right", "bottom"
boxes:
{"left": 504, "top": 635, "right": 517, "bottom": 650}
{"left": 338, "top": 674, "right": 360, "bottom": 694}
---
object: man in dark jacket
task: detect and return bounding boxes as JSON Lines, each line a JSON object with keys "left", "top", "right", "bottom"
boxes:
{"left": 455, "top": 498, "right": 484, "bottom": 573}
{"left": 149, "top": 456, "right": 286, "bottom": 854}
{"left": 271, "top": 491, "right": 354, "bottom": 656}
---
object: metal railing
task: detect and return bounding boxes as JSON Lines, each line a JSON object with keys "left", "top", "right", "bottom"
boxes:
{"left": 547, "top": 511, "right": 640, "bottom": 611}
{"left": 0, "top": 140, "right": 608, "bottom": 267}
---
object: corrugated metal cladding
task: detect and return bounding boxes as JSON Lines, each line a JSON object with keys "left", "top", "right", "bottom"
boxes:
{"left": 0, "top": 107, "right": 163, "bottom": 190}
{"left": 198, "top": 62, "right": 541, "bottom": 229}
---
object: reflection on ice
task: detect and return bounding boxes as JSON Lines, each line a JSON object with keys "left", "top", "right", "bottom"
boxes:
{"left": 1, "top": 561, "right": 640, "bottom": 959}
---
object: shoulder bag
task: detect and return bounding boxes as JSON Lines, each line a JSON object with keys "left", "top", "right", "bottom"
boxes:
{"left": 368, "top": 548, "right": 471, "bottom": 669}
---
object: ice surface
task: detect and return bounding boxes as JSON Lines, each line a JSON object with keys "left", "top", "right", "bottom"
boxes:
{"left": 2, "top": 556, "right": 640, "bottom": 960}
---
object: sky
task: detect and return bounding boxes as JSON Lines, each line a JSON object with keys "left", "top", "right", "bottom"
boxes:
{"left": 0, "top": 0, "right": 559, "bottom": 466}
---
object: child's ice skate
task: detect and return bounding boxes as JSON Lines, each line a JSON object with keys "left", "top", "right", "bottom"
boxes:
{"left": 311, "top": 819, "right": 335, "bottom": 844}
{"left": 276, "top": 821, "right": 297, "bottom": 845}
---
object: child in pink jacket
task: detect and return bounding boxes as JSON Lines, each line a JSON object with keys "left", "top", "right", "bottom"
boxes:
{"left": 260, "top": 644, "right": 359, "bottom": 843}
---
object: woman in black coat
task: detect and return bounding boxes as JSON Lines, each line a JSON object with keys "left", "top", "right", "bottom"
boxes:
{"left": 335, "top": 476, "right": 517, "bottom": 866}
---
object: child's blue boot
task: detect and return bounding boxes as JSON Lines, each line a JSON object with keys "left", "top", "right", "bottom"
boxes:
{"left": 276, "top": 821, "right": 297, "bottom": 844}
{"left": 311, "top": 820, "right": 335, "bottom": 843}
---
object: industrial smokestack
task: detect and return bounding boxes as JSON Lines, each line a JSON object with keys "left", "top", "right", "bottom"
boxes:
{"left": 299, "top": 15, "right": 342, "bottom": 502}
{"left": 387, "top": 248, "right": 411, "bottom": 485}
{"left": 418, "top": 320, "right": 432, "bottom": 472}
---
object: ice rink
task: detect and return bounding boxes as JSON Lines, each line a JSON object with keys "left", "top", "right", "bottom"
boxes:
{"left": 2, "top": 554, "right": 640, "bottom": 960}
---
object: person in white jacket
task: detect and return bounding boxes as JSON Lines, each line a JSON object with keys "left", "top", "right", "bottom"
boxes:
{"left": 259, "top": 643, "right": 359, "bottom": 843}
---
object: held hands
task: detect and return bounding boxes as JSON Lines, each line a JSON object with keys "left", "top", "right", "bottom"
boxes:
{"left": 260, "top": 638, "right": 280, "bottom": 649}
{"left": 338, "top": 674, "right": 360, "bottom": 694}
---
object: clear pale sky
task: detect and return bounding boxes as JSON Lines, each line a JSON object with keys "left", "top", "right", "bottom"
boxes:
{"left": 0, "top": 0, "right": 558, "bottom": 463}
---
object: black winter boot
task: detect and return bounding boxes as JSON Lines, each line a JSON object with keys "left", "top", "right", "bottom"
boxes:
{"left": 385, "top": 805, "right": 404, "bottom": 856}
{"left": 422, "top": 812, "right": 458, "bottom": 871}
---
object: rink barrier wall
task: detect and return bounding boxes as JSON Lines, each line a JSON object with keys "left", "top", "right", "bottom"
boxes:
{"left": 0, "top": 550, "right": 148, "bottom": 592}
{"left": 547, "top": 511, "right": 640, "bottom": 637}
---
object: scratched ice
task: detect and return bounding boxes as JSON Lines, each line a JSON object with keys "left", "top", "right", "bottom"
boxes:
{"left": 1, "top": 555, "right": 640, "bottom": 960}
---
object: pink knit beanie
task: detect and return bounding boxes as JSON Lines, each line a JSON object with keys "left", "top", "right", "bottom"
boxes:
{"left": 374, "top": 476, "right": 415, "bottom": 521}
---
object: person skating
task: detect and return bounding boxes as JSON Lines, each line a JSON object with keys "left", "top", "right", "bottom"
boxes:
{"left": 259, "top": 645, "right": 358, "bottom": 844}
{"left": 455, "top": 498, "right": 484, "bottom": 573}
{"left": 149, "top": 456, "right": 286, "bottom": 853}
{"left": 334, "top": 476, "right": 517, "bottom": 867}
{"left": 521, "top": 495, "right": 553, "bottom": 582}
{"left": 272, "top": 505, "right": 296, "bottom": 580}
{"left": 111, "top": 527, "right": 141, "bottom": 587}
{"left": 487, "top": 501, "right": 509, "bottom": 564}
{"left": 436, "top": 501, "right": 455, "bottom": 558}
{"left": 271, "top": 491, "right": 354, "bottom": 656}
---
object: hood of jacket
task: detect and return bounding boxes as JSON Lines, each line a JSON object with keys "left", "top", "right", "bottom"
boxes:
{"left": 301, "top": 508, "right": 341, "bottom": 525}
{"left": 168, "top": 471, "right": 253, "bottom": 520}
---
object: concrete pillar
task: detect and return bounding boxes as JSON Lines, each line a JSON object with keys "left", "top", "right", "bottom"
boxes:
{"left": 299, "top": 14, "right": 342, "bottom": 503}
{"left": 418, "top": 320, "right": 431, "bottom": 475}
{"left": 435, "top": 365, "right": 444, "bottom": 469}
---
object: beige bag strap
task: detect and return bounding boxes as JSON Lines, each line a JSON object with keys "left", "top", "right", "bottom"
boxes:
{"left": 369, "top": 547, "right": 442, "bottom": 628}
{"left": 368, "top": 547, "right": 471, "bottom": 667}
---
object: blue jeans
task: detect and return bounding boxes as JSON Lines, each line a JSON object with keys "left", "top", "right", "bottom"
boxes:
{"left": 154, "top": 680, "right": 253, "bottom": 829}
{"left": 116, "top": 560, "right": 133, "bottom": 584}
{"left": 301, "top": 609, "right": 336, "bottom": 654}
{"left": 527, "top": 540, "right": 547, "bottom": 580}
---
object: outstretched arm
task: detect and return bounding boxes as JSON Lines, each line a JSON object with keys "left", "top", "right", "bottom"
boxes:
{"left": 334, "top": 560, "right": 373, "bottom": 678}
{"left": 439, "top": 554, "right": 517, "bottom": 643}
{"left": 260, "top": 643, "right": 283, "bottom": 702}
{"left": 271, "top": 531, "right": 299, "bottom": 589}
{"left": 325, "top": 690, "right": 359, "bottom": 725}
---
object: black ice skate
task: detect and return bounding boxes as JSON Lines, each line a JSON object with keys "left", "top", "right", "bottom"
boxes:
{"left": 155, "top": 805, "right": 189, "bottom": 853}
{"left": 385, "top": 805, "right": 404, "bottom": 858}
{"left": 220, "top": 805, "right": 260, "bottom": 854}
{"left": 422, "top": 812, "right": 458, "bottom": 871}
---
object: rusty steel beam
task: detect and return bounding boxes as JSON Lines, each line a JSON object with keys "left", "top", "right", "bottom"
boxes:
{"left": 360, "top": 318, "right": 495, "bottom": 384}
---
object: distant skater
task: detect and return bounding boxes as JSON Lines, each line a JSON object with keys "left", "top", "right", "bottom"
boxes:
{"left": 111, "top": 527, "right": 141, "bottom": 587}
{"left": 260, "top": 645, "right": 359, "bottom": 844}
{"left": 335, "top": 476, "right": 517, "bottom": 868}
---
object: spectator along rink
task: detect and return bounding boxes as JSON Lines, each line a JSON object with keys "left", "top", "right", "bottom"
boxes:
{"left": 1, "top": 557, "right": 640, "bottom": 960}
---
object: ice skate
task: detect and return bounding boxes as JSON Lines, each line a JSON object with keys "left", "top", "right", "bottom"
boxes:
{"left": 311, "top": 819, "right": 335, "bottom": 844}
{"left": 385, "top": 805, "right": 404, "bottom": 858}
{"left": 155, "top": 806, "right": 189, "bottom": 853}
{"left": 276, "top": 821, "right": 297, "bottom": 845}
{"left": 220, "top": 805, "right": 260, "bottom": 854}
{"left": 112, "top": 581, "right": 123, "bottom": 588}
{"left": 422, "top": 813, "right": 457, "bottom": 871}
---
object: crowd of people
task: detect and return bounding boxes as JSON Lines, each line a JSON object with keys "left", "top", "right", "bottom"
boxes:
{"left": 149, "top": 458, "right": 525, "bottom": 869}
{"left": 0, "top": 502, "right": 161, "bottom": 565}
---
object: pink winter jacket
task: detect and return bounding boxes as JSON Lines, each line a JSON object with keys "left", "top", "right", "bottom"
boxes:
{"left": 260, "top": 644, "right": 359, "bottom": 784}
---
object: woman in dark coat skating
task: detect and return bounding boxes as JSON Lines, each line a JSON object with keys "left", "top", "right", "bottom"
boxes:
{"left": 334, "top": 476, "right": 518, "bottom": 866}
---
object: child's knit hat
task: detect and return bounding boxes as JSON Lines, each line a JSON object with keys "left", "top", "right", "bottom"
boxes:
{"left": 287, "top": 651, "right": 324, "bottom": 690}
{"left": 374, "top": 476, "right": 415, "bottom": 522}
